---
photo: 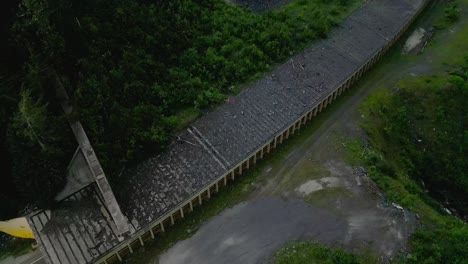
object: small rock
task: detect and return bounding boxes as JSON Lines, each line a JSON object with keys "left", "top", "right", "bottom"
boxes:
{"left": 392, "top": 203, "right": 404, "bottom": 210}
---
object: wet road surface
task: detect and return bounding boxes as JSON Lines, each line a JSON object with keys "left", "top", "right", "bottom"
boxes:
{"left": 160, "top": 197, "right": 346, "bottom": 264}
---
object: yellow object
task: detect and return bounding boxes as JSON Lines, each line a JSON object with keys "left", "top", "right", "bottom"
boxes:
{"left": 0, "top": 217, "right": 35, "bottom": 239}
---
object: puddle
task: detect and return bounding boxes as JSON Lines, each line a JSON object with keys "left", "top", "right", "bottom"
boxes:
{"left": 155, "top": 194, "right": 417, "bottom": 264}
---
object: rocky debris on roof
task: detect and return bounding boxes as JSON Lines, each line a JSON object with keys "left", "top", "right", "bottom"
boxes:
{"left": 29, "top": 185, "right": 124, "bottom": 264}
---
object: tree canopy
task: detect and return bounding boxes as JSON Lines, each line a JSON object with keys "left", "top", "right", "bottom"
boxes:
{"left": 0, "top": 0, "right": 356, "bottom": 216}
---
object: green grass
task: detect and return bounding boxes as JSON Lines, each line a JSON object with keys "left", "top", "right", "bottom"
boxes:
{"left": 431, "top": 25, "right": 468, "bottom": 66}
{"left": 434, "top": 2, "right": 460, "bottom": 29}
{"left": 279, "top": 0, "right": 363, "bottom": 23}
{"left": 421, "top": 0, "right": 468, "bottom": 66}
{"left": 0, "top": 238, "right": 33, "bottom": 260}
{"left": 274, "top": 241, "right": 376, "bottom": 264}
{"left": 173, "top": 107, "right": 201, "bottom": 131}
{"left": 344, "top": 139, "right": 450, "bottom": 227}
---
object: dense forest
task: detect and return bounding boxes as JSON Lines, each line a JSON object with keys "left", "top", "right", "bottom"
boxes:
{"left": 0, "top": 0, "right": 355, "bottom": 219}
{"left": 355, "top": 58, "right": 468, "bottom": 263}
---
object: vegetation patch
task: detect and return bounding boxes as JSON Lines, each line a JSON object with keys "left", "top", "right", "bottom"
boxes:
{"left": 274, "top": 241, "right": 371, "bottom": 264}
{"left": 434, "top": 2, "right": 460, "bottom": 29}
{"left": 0, "top": 238, "right": 32, "bottom": 260}
{"left": 345, "top": 44, "right": 468, "bottom": 264}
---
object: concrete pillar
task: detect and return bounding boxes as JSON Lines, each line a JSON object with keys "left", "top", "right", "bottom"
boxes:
{"left": 285, "top": 128, "right": 290, "bottom": 139}
{"left": 180, "top": 208, "right": 184, "bottom": 218}
{"left": 198, "top": 195, "right": 202, "bottom": 205}
{"left": 190, "top": 201, "right": 194, "bottom": 211}
{"left": 128, "top": 244, "right": 133, "bottom": 254}
{"left": 170, "top": 215, "right": 175, "bottom": 225}
{"left": 139, "top": 237, "right": 144, "bottom": 246}
{"left": 116, "top": 252, "right": 122, "bottom": 262}
{"left": 150, "top": 228, "right": 155, "bottom": 239}
{"left": 297, "top": 121, "right": 301, "bottom": 130}
{"left": 231, "top": 170, "right": 235, "bottom": 180}
{"left": 160, "top": 222, "right": 165, "bottom": 232}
